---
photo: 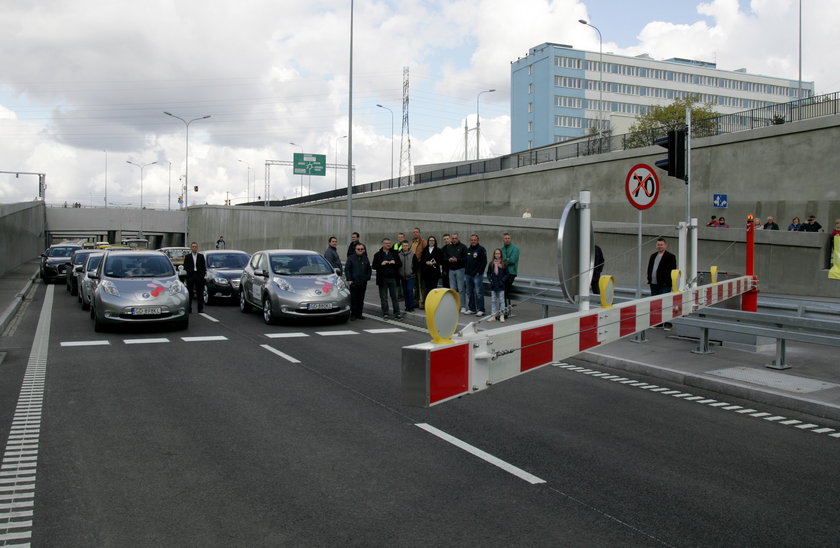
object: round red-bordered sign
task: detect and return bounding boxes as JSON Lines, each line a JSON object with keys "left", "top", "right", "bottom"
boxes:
{"left": 625, "top": 163, "right": 660, "bottom": 210}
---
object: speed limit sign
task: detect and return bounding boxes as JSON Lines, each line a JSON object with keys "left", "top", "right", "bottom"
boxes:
{"left": 625, "top": 163, "right": 660, "bottom": 210}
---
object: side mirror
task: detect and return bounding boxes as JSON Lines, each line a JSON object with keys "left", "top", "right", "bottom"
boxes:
{"left": 334, "top": 268, "right": 342, "bottom": 276}
{"left": 74, "top": 265, "right": 84, "bottom": 273}
{"left": 259, "top": 269, "right": 270, "bottom": 278}
{"left": 88, "top": 272, "right": 99, "bottom": 280}
{"left": 178, "top": 265, "right": 187, "bottom": 279}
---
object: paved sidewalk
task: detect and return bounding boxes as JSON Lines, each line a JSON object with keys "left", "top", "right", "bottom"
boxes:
{"left": 4, "top": 266, "right": 840, "bottom": 422}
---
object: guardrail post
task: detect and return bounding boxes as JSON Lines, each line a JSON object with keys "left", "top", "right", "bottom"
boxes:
{"left": 691, "top": 327, "right": 713, "bottom": 354}
{"left": 766, "top": 338, "right": 791, "bottom": 370}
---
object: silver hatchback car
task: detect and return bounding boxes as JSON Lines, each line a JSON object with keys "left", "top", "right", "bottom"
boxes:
{"left": 240, "top": 249, "right": 350, "bottom": 324}
{"left": 90, "top": 250, "right": 189, "bottom": 331}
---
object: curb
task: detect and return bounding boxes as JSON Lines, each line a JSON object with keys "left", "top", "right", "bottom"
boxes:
{"left": 0, "top": 270, "right": 38, "bottom": 334}
{"left": 579, "top": 350, "right": 840, "bottom": 423}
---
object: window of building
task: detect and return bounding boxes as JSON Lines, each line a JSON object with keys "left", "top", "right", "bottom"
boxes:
{"left": 554, "top": 115, "right": 582, "bottom": 128}
{"left": 528, "top": 83, "right": 533, "bottom": 94}
{"left": 554, "top": 76, "right": 583, "bottom": 89}
{"left": 528, "top": 121, "right": 533, "bottom": 132}
{"left": 528, "top": 102, "right": 533, "bottom": 113}
{"left": 555, "top": 96, "right": 583, "bottom": 108}
{"left": 528, "top": 64, "right": 533, "bottom": 75}
{"left": 554, "top": 56, "right": 583, "bottom": 69}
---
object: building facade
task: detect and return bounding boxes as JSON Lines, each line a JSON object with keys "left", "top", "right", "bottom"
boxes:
{"left": 511, "top": 42, "right": 815, "bottom": 152}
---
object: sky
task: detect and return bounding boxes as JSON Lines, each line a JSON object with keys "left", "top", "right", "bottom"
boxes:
{"left": 0, "top": 0, "right": 836, "bottom": 208}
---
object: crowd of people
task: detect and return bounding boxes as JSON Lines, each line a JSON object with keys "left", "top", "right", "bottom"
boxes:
{"left": 706, "top": 214, "right": 830, "bottom": 232}
{"left": 324, "top": 228, "right": 520, "bottom": 321}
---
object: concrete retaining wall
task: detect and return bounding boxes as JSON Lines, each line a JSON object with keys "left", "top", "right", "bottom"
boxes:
{"left": 0, "top": 202, "right": 46, "bottom": 277}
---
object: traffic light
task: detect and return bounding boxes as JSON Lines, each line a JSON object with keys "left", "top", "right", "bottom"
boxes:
{"left": 654, "top": 128, "right": 687, "bottom": 181}
{"left": 193, "top": 185, "right": 199, "bottom": 192}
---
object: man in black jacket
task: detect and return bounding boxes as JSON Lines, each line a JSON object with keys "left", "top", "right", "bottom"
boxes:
{"left": 443, "top": 232, "right": 468, "bottom": 313}
{"left": 183, "top": 241, "right": 207, "bottom": 313}
{"left": 345, "top": 242, "right": 371, "bottom": 320}
{"left": 646, "top": 237, "right": 677, "bottom": 296}
{"left": 372, "top": 238, "right": 402, "bottom": 319}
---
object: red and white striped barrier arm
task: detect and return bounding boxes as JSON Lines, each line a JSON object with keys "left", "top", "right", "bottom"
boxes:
{"left": 402, "top": 275, "right": 756, "bottom": 407}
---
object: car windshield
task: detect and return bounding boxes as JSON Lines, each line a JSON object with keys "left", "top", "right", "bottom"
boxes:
{"left": 72, "top": 252, "right": 89, "bottom": 265}
{"left": 207, "top": 253, "right": 249, "bottom": 269}
{"left": 48, "top": 247, "right": 79, "bottom": 257}
{"left": 104, "top": 255, "right": 175, "bottom": 278}
{"left": 163, "top": 249, "right": 190, "bottom": 259}
{"left": 270, "top": 254, "right": 333, "bottom": 276}
{"left": 86, "top": 255, "right": 103, "bottom": 272}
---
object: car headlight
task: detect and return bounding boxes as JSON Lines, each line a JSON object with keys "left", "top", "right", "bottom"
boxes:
{"left": 335, "top": 277, "right": 347, "bottom": 290}
{"left": 213, "top": 276, "right": 230, "bottom": 285}
{"left": 168, "top": 281, "right": 185, "bottom": 295}
{"left": 273, "top": 277, "right": 294, "bottom": 292}
{"left": 100, "top": 280, "right": 120, "bottom": 296}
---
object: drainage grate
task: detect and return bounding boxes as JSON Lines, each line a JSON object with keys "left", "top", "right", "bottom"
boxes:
{"left": 707, "top": 367, "right": 839, "bottom": 393}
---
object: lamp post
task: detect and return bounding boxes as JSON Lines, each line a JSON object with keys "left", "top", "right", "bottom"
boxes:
{"left": 476, "top": 89, "right": 496, "bottom": 160}
{"left": 290, "top": 142, "right": 304, "bottom": 197}
{"left": 579, "top": 19, "right": 603, "bottom": 138}
{"left": 238, "top": 159, "right": 251, "bottom": 203}
{"left": 334, "top": 135, "right": 347, "bottom": 190}
{"left": 164, "top": 112, "right": 211, "bottom": 243}
{"left": 126, "top": 160, "right": 156, "bottom": 238}
{"left": 375, "top": 104, "right": 394, "bottom": 183}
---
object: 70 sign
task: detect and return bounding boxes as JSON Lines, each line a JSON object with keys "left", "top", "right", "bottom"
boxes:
{"left": 624, "top": 163, "right": 660, "bottom": 210}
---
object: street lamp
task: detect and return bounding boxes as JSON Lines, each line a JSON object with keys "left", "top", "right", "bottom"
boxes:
{"left": 375, "top": 104, "right": 394, "bottom": 183}
{"left": 238, "top": 159, "right": 251, "bottom": 203}
{"left": 164, "top": 111, "right": 211, "bottom": 243}
{"left": 126, "top": 160, "right": 156, "bottom": 238}
{"left": 334, "top": 135, "right": 347, "bottom": 190}
{"left": 476, "top": 89, "right": 496, "bottom": 160}
{"left": 579, "top": 19, "right": 603, "bottom": 139}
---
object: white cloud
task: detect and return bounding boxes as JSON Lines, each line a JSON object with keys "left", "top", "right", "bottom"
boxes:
{"left": 0, "top": 0, "right": 836, "bottom": 207}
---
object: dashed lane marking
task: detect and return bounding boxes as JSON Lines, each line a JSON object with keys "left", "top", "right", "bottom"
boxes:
{"left": 315, "top": 330, "right": 358, "bottom": 337}
{"left": 553, "top": 363, "right": 839, "bottom": 441}
{"left": 60, "top": 340, "right": 109, "bottom": 347}
{"left": 265, "top": 333, "right": 310, "bottom": 339}
{"left": 415, "top": 423, "right": 546, "bottom": 485}
{"left": 199, "top": 313, "right": 219, "bottom": 323}
{"left": 364, "top": 328, "right": 406, "bottom": 334}
{"left": 180, "top": 336, "right": 228, "bottom": 342}
{"left": 260, "top": 344, "right": 301, "bottom": 364}
{"left": 124, "top": 338, "right": 170, "bottom": 345}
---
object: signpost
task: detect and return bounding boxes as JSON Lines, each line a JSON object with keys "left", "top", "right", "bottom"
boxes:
{"left": 626, "top": 163, "right": 660, "bottom": 343}
{"left": 293, "top": 153, "right": 326, "bottom": 176}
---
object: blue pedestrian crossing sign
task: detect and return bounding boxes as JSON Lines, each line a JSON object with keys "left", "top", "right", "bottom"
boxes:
{"left": 713, "top": 194, "right": 728, "bottom": 208}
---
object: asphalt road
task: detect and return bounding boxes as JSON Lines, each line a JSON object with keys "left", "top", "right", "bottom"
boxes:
{"left": 1, "top": 283, "right": 838, "bottom": 547}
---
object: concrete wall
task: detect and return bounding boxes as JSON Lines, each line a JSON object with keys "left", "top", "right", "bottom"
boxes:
{"left": 302, "top": 114, "right": 840, "bottom": 228}
{"left": 0, "top": 202, "right": 45, "bottom": 276}
{"left": 45, "top": 206, "right": 187, "bottom": 247}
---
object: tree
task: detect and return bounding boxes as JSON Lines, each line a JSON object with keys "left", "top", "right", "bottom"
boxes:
{"left": 624, "top": 95, "right": 718, "bottom": 149}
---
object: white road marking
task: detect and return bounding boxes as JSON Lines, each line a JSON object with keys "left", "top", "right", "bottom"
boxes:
{"left": 265, "top": 332, "right": 309, "bottom": 339}
{"left": 316, "top": 330, "right": 357, "bottom": 336}
{"left": 0, "top": 284, "right": 53, "bottom": 544}
{"left": 199, "top": 312, "right": 219, "bottom": 323}
{"left": 60, "top": 340, "right": 109, "bottom": 347}
{"left": 124, "top": 338, "right": 170, "bottom": 345}
{"left": 260, "top": 344, "right": 301, "bottom": 363}
{"left": 560, "top": 364, "right": 840, "bottom": 440}
{"left": 181, "top": 336, "right": 228, "bottom": 342}
{"left": 364, "top": 328, "right": 406, "bottom": 334}
{"left": 415, "top": 423, "right": 546, "bottom": 485}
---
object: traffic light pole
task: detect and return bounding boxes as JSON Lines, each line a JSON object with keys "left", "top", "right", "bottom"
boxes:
{"left": 685, "top": 107, "right": 696, "bottom": 289}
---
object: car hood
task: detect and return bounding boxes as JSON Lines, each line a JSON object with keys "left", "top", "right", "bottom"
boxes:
{"left": 104, "top": 277, "right": 183, "bottom": 300}
{"left": 275, "top": 274, "right": 342, "bottom": 295}
{"left": 209, "top": 268, "right": 244, "bottom": 278}
{"left": 46, "top": 256, "right": 72, "bottom": 264}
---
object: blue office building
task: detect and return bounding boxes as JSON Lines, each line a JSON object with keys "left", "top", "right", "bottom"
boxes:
{"left": 511, "top": 42, "right": 815, "bottom": 152}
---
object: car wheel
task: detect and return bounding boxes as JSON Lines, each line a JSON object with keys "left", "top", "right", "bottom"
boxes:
{"left": 203, "top": 286, "right": 211, "bottom": 306}
{"left": 174, "top": 315, "right": 189, "bottom": 331}
{"left": 240, "top": 290, "right": 251, "bottom": 313}
{"left": 262, "top": 296, "right": 274, "bottom": 325}
{"left": 93, "top": 308, "right": 105, "bottom": 333}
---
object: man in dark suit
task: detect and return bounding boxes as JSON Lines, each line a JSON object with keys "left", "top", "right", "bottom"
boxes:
{"left": 183, "top": 241, "right": 207, "bottom": 313}
{"left": 646, "top": 237, "right": 677, "bottom": 296}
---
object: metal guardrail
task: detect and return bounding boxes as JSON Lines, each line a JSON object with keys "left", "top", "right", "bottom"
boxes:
{"left": 508, "top": 275, "right": 840, "bottom": 371}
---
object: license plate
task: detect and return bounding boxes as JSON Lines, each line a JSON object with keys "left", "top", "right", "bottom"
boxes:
{"left": 131, "top": 307, "right": 162, "bottom": 315}
{"left": 307, "top": 303, "right": 333, "bottom": 310}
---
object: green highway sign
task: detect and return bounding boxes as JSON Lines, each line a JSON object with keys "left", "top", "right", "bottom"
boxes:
{"left": 293, "top": 153, "right": 326, "bottom": 176}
